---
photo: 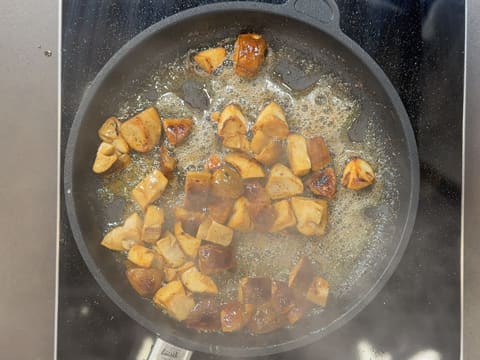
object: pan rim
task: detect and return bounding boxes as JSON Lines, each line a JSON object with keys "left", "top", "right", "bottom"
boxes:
{"left": 63, "top": 1, "right": 420, "bottom": 356}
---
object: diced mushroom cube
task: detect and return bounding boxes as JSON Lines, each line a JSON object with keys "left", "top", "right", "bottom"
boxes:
{"left": 210, "top": 166, "right": 244, "bottom": 200}
{"left": 137, "top": 107, "right": 162, "bottom": 148}
{"left": 153, "top": 281, "right": 195, "bottom": 321}
{"left": 98, "top": 116, "right": 122, "bottom": 143}
{"left": 227, "top": 196, "right": 253, "bottom": 232}
{"left": 248, "top": 301, "right": 287, "bottom": 334}
{"left": 270, "top": 200, "right": 296, "bottom": 232}
{"left": 127, "top": 245, "right": 155, "bottom": 268}
{"left": 184, "top": 171, "right": 211, "bottom": 211}
{"left": 290, "top": 197, "right": 328, "bottom": 236}
{"left": 207, "top": 197, "right": 234, "bottom": 224}
{"left": 220, "top": 301, "right": 250, "bottom": 333}
{"left": 163, "top": 118, "right": 193, "bottom": 146}
{"left": 233, "top": 33, "right": 267, "bottom": 78}
{"left": 205, "top": 220, "right": 234, "bottom": 247}
{"left": 254, "top": 138, "right": 283, "bottom": 166}
{"left": 174, "top": 221, "right": 201, "bottom": 258}
{"left": 224, "top": 152, "right": 265, "bottom": 179}
{"left": 288, "top": 256, "right": 315, "bottom": 293}
{"left": 111, "top": 137, "right": 129, "bottom": 154}
{"left": 248, "top": 200, "right": 276, "bottom": 233}
{"left": 154, "top": 231, "right": 186, "bottom": 268}
{"left": 204, "top": 154, "right": 223, "bottom": 172}
{"left": 306, "top": 276, "right": 329, "bottom": 307}
{"left": 120, "top": 107, "right": 161, "bottom": 152}
{"left": 180, "top": 267, "right": 218, "bottom": 295}
{"left": 92, "top": 142, "right": 118, "bottom": 174}
{"left": 341, "top": 157, "right": 375, "bottom": 190}
{"left": 217, "top": 104, "right": 248, "bottom": 138}
{"left": 222, "top": 133, "right": 251, "bottom": 152}
{"left": 307, "top": 167, "right": 336, "bottom": 199}
{"left": 307, "top": 136, "right": 331, "bottom": 171}
{"left": 126, "top": 268, "right": 163, "bottom": 297}
{"left": 186, "top": 298, "right": 222, "bottom": 332}
{"left": 265, "top": 163, "right": 304, "bottom": 200}
{"left": 287, "top": 134, "right": 311, "bottom": 176}
{"left": 238, "top": 277, "right": 272, "bottom": 305}
{"left": 271, "top": 281, "right": 296, "bottom": 314}
{"left": 194, "top": 47, "right": 227, "bottom": 74}
{"left": 132, "top": 170, "right": 169, "bottom": 211}
{"left": 253, "top": 102, "right": 289, "bottom": 138}
{"left": 159, "top": 145, "right": 177, "bottom": 178}
{"left": 287, "top": 296, "right": 313, "bottom": 325}
{"left": 142, "top": 205, "right": 164, "bottom": 244}
{"left": 101, "top": 213, "right": 143, "bottom": 251}
{"left": 198, "top": 244, "right": 235, "bottom": 275}
{"left": 163, "top": 261, "right": 195, "bottom": 282}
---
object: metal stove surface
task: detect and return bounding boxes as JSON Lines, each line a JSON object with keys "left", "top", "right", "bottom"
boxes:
{"left": 59, "top": 1, "right": 463, "bottom": 359}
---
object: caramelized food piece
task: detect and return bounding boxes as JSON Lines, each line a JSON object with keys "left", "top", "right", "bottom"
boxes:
{"left": 127, "top": 245, "right": 156, "bottom": 268}
{"left": 112, "top": 153, "right": 131, "bottom": 171}
{"left": 111, "top": 137, "right": 129, "bottom": 154}
{"left": 207, "top": 197, "right": 234, "bottom": 224}
{"left": 198, "top": 244, "right": 235, "bottom": 275}
{"left": 220, "top": 301, "right": 249, "bottom": 333}
{"left": 204, "top": 153, "right": 223, "bottom": 172}
{"left": 174, "top": 221, "right": 201, "bottom": 258}
{"left": 307, "top": 136, "right": 331, "bottom": 171}
{"left": 174, "top": 207, "right": 205, "bottom": 226}
{"left": 186, "top": 298, "right": 222, "bottom": 332}
{"left": 210, "top": 112, "right": 220, "bottom": 122}
{"left": 163, "top": 261, "right": 195, "bottom": 282}
{"left": 253, "top": 102, "right": 289, "bottom": 138}
{"left": 163, "top": 118, "right": 193, "bottom": 146}
{"left": 196, "top": 217, "right": 212, "bottom": 241}
{"left": 92, "top": 142, "right": 118, "bottom": 174}
{"left": 248, "top": 301, "right": 287, "bottom": 334}
{"left": 243, "top": 179, "right": 270, "bottom": 203}
{"left": 287, "top": 134, "right": 311, "bottom": 176}
{"left": 142, "top": 205, "right": 164, "bottom": 244}
{"left": 239, "top": 277, "right": 272, "bottom": 305}
{"left": 233, "top": 33, "right": 267, "bottom": 78}
{"left": 159, "top": 145, "right": 177, "bottom": 178}
{"left": 222, "top": 133, "right": 251, "bottom": 152}
{"left": 98, "top": 116, "right": 122, "bottom": 143}
{"left": 307, "top": 167, "right": 336, "bottom": 199}
{"left": 254, "top": 137, "right": 283, "bottom": 166}
{"left": 180, "top": 267, "right": 218, "bottom": 294}
{"left": 205, "top": 220, "right": 234, "bottom": 247}
{"left": 132, "top": 170, "right": 169, "bottom": 211}
{"left": 290, "top": 197, "right": 328, "bottom": 236}
{"left": 120, "top": 107, "right": 161, "bottom": 152}
{"left": 153, "top": 281, "right": 194, "bottom": 321}
{"left": 341, "top": 157, "right": 375, "bottom": 190}
{"left": 194, "top": 47, "right": 227, "bottom": 74}
{"left": 184, "top": 171, "right": 211, "bottom": 211}
{"left": 101, "top": 213, "right": 143, "bottom": 251}
{"left": 306, "top": 276, "right": 329, "bottom": 307}
{"left": 288, "top": 256, "right": 315, "bottom": 293}
{"left": 265, "top": 163, "right": 304, "bottom": 200}
{"left": 287, "top": 295, "right": 313, "bottom": 325}
{"left": 126, "top": 268, "right": 163, "bottom": 297}
{"left": 211, "top": 165, "right": 244, "bottom": 199}
{"left": 227, "top": 196, "right": 253, "bottom": 232}
{"left": 247, "top": 196, "right": 276, "bottom": 232}
{"left": 154, "top": 231, "right": 186, "bottom": 268}
{"left": 224, "top": 152, "right": 265, "bottom": 179}
{"left": 270, "top": 200, "right": 296, "bottom": 232}
{"left": 217, "top": 104, "right": 247, "bottom": 138}
{"left": 271, "top": 281, "right": 296, "bottom": 314}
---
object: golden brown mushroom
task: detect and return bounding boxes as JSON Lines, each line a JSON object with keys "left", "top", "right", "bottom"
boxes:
{"left": 126, "top": 268, "right": 163, "bottom": 297}
{"left": 163, "top": 118, "right": 193, "bottom": 146}
{"left": 287, "top": 134, "right": 311, "bottom": 176}
{"left": 131, "top": 169, "right": 169, "bottom": 211}
{"left": 233, "top": 33, "right": 267, "bottom": 78}
{"left": 194, "top": 47, "right": 227, "bottom": 74}
{"left": 265, "top": 163, "right": 304, "bottom": 200}
{"left": 290, "top": 197, "right": 328, "bottom": 237}
{"left": 307, "top": 136, "right": 331, "bottom": 171}
{"left": 307, "top": 167, "right": 336, "bottom": 199}
{"left": 341, "top": 157, "right": 375, "bottom": 190}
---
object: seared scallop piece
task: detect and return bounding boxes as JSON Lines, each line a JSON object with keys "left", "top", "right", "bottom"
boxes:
{"left": 233, "top": 33, "right": 267, "bottom": 78}
{"left": 204, "top": 153, "right": 223, "bottom": 172}
{"left": 287, "top": 295, "right": 313, "bottom": 325}
{"left": 193, "top": 47, "right": 227, "bottom": 74}
{"left": 341, "top": 157, "right": 375, "bottom": 190}
{"left": 126, "top": 268, "right": 163, "bottom": 297}
{"left": 163, "top": 118, "right": 193, "bottom": 146}
{"left": 197, "top": 243, "right": 235, "bottom": 275}
{"left": 307, "top": 167, "right": 336, "bottom": 199}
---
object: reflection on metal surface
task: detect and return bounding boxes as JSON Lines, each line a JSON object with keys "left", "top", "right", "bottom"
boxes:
{"left": 357, "top": 340, "right": 392, "bottom": 360}
{"left": 408, "top": 349, "right": 441, "bottom": 360}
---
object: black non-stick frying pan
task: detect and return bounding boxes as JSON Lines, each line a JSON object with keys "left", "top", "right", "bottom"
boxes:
{"left": 64, "top": 0, "right": 419, "bottom": 356}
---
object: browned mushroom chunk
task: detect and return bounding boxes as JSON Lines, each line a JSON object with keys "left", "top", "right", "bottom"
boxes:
{"left": 198, "top": 243, "right": 235, "bottom": 275}
{"left": 186, "top": 298, "right": 222, "bottom": 332}
{"left": 174, "top": 207, "right": 206, "bottom": 235}
{"left": 290, "top": 197, "right": 328, "bottom": 236}
{"left": 174, "top": 221, "right": 201, "bottom": 258}
{"left": 227, "top": 197, "right": 253, "bottom": 232}
{"left": 163, "top": 261, "right": 195, "bottom": 282}
{"left": 239, "top": 277, "right": 272, "bottom": 305}
{"left": 287, "top": 295, "right": 313, "bottom": 325}
{"left": 307, "top": 167, "right": 336, "bottom": 199}
{"left": 270, "top": 200, "right": 296, "bottom": 233}
{"left": 233, "top": 33, "right": 267, "bottom": 78}
{"left": 159, "top": 145, "right": 177, "bottom": 178}
{"left": 142, "top": 205, "right": 164, "bottom": 244}
{"left": 126, "top": 268, "right": 163, "bottom": 297}
{"left": 101, "top": 213, "right": 143, "bottom": 251}
{"left": 154, "top": 231, "right": 186, "bottom": 268}
{"left": 207, "top": 196, "right": 234, "bottom": 224}
{"left": 210, "top": 166, "right": 244, "bottom": 199}
{"left": 243, "top": 180, "right": 277, "bottom": 232}
{"left": 248, "top": 301, "right": 287, "bottom": 334}
{"left": 131, "top": 170, "right": 169, "bottom": 211}
{"left": 194, "top": 47, "right": 227, "bottom": 74}
{"left": 265, "top": 163, "right": 304, "bottom": 200}
{"left": 271, "top": 280, "right": 296, "bottom": 314}
{"left": 288, "top": 256, "right": 315, "bottom": 294}
{"left": 180, "top": 267, "right": 218, "bottom": 295}
{"left": 120, "top": 107, "right": 162, "bottom": 153}
{"left": 253, "top": 102, "right": 289, "bottom": 138}
{"left": 341, "top": 157, "right": 375, "bottom": 190}
{"left": 92, "top": 142, "right": 118, "bottom": 174}
{"left": 204, "top": 220, "right": 234, "bottom": 247}
{"left": 287, "top": 134, "right": 312, "bottom": 176}
{"left": 163, "top": 118, "right": 193, "bottom": 146}
{"left": 127, "top": 245, "right": 156, "bottom": 268}
{"left": 184, "top": 171, "right": 211, "bottom": 211}
{"left": 253, "top": 135, "right": 284, "bottom": 166}
{"left": 98, "top": 116, "right": 122, "bottom": 143}
{"left": 153, "top": 281, "right": 195, "bottom": 321}
{"left": 307, "top": 136, "right": 331, "bottom": 171}
{"left": 224, "top": 152, "right": 266, "bottom": 179}
{"left": 204, "top": 153, "right": 223, "bottom": 172}
{"left": 217, "top": 104, "right": 250, "bottom": 152}
{"left": 306, "top": 276, "right": 329, "bottom": 307}
{"left": 220, "top": 301, "right": 250, "bottom": 333}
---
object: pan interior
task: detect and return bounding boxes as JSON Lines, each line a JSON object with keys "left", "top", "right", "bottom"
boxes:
{"left": 68, "top": 8, "right": 413, "bottom": 354}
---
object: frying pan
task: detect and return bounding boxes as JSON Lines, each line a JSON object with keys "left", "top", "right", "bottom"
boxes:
{"left": 64, "top": 0, "right": 419, "bottom": 357}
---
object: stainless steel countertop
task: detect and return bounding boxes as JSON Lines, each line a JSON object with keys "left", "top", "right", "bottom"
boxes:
{"left": 1, "top": 0, "right": 478, "bottom": 359}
